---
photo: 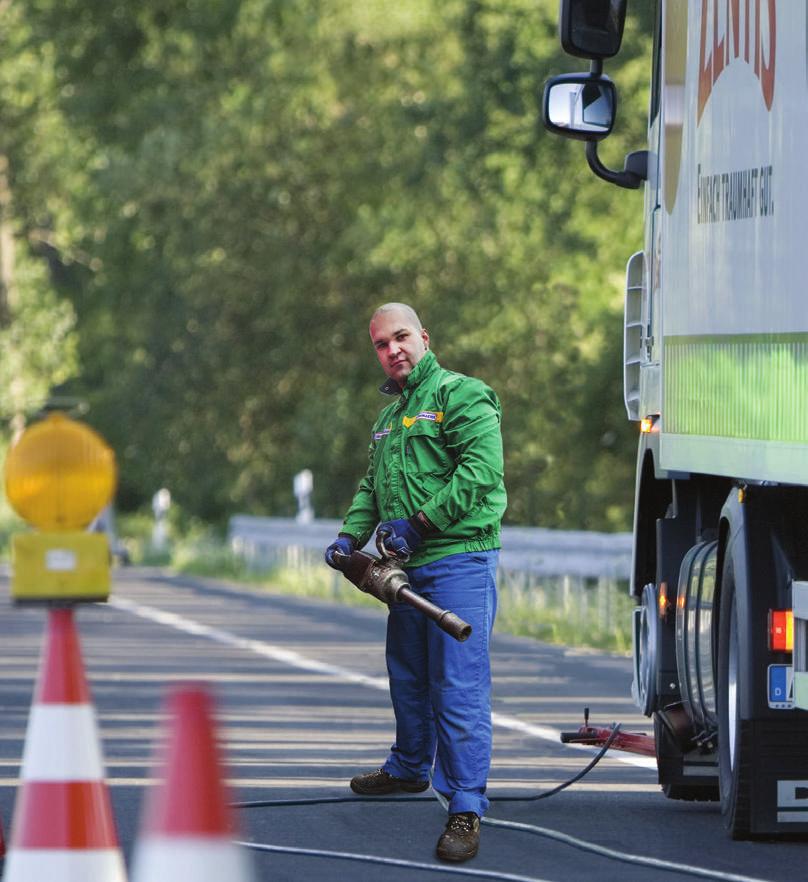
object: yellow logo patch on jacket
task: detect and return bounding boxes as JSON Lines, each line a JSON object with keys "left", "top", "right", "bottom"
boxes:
{"left": 402, "top": 411, "right": 444, "bottom": 429}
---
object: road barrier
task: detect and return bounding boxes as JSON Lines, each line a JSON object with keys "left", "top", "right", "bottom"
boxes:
{"left": 228, "top": 516, "right": 634, "bottom": 645}
{"left": 131, "top": 684, "right": 254, "bottom": 882}
{"left": 3, "top": 609, "right": 127, "bottom": 882}
{"left": 229, "top": 516, "right": 632, "bottom": 578}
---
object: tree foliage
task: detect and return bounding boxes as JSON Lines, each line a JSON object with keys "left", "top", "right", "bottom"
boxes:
{"left": 0, "top": 3, "right": 79, "bottom": 427}
{"left": 2, "top": 0, "right": 653, "bottom": 530}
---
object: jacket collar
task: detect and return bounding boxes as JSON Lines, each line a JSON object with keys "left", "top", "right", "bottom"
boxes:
{"left": 379, "top": 349, "right": 439, "bottom": 396}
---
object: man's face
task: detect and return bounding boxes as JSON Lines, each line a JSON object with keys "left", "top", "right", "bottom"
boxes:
{"left": 369, "top": 309, "right": 430, "bottom": 386}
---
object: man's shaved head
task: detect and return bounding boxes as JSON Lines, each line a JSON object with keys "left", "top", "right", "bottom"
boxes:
{"left": 369, "top": 302, "right": 430, "bottom": 386}
{"left": 370, "top": 302, "right": 424, "bottom": 332}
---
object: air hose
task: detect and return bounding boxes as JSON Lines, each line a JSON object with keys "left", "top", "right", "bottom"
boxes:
{"left": 231, "top": 727, "right": 619, "bottom": 882}
{"left": 232, "top": 723, "right": 771, "bottom": 882}
{"left": 232, "top": 724, "right": 620, "bottom": 812}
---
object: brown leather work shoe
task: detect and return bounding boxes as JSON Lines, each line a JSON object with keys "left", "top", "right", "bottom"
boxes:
{"left": 436, "top": 812, "right": 481, "bottom": 862}
{"left": 349, "top": 768, "right": 430, "bottom": 795}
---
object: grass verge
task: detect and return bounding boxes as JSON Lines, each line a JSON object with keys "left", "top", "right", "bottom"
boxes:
{"left": 161, "top": 534, "right": 634, "bottom": 653}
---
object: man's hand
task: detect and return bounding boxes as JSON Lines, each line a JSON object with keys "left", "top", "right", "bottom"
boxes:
{"left": 325, "top": 534, "right": 357, "bottom": 570}
{"left": 377, "top": 512, "right": 435, "bottom": 560}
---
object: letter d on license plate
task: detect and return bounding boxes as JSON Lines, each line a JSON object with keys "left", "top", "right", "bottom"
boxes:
{"left": 768, "top": 664, "right": 794, "bottom": 709}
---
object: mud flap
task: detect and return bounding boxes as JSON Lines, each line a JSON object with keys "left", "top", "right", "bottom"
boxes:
{"left": 746, "top": 719, "right": 808, "bottom": 834}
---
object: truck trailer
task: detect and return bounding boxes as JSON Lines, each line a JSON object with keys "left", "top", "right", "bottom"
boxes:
{"left": 543, "top": 0, "right": 808, "bottom": 838}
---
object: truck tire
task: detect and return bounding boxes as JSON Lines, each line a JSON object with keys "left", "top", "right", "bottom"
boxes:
{"left": 717, "top": 555, "right": 753, "bottom": 838}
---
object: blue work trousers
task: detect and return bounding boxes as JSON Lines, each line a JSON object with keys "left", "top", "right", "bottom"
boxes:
{"left": 382, "top": 550, "right": 498, "bottom": 816}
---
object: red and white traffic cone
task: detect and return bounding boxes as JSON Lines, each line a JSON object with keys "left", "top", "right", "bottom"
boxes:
{"left": 3, "top": 607, "right": 126, "bottom": 881}
{"left": 131, "top": 684, "right": 254, "bottom": 882}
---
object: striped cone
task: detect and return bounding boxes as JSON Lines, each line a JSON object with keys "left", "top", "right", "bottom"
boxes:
{"left": 131, "top": 684, "right": 254, "bottom": 882}
{"left": 3, "top": 607, "right": 126, "bottom": 882}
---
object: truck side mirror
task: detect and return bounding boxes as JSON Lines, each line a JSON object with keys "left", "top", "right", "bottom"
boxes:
{"left": 543, "top": 74, "right": 616, "bottom": 141}
{"left": 560, "top": 0, "right": 627, "bottom": 60}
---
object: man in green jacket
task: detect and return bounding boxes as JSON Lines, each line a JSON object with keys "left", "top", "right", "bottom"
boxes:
{"left": 325, "top": 303, "right": 506, "bottom": 863}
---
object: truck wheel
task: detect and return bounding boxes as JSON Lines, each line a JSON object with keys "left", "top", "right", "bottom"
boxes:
{"left": 717, "top": 557, "right": 753, "bottom": 838}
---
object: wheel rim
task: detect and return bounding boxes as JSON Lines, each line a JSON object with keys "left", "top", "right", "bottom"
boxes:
{"left": 727, "top": 598, "right": 739, "bottom": 768}
{"left": 637, "top": 584, "right": 658, "bottom": 715}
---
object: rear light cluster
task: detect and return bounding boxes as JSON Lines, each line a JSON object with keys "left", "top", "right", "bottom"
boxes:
{"left": 769, "top": 610, "right": 793, "bottom": 652}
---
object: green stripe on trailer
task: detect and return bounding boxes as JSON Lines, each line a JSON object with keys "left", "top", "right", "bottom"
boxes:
{"left": 664, "top": 334, "right": 808, "bottom": 441}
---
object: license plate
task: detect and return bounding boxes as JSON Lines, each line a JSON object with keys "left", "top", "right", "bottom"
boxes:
{"left": 768, "top": 664, "right": 794, "bottom": 710}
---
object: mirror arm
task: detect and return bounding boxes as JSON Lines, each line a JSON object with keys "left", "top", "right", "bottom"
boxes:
{"left": 585, "top": 141, "right": 647, "bottom": 190}
{"left": 583, "top": 58, "right": 646, "bottom": 190}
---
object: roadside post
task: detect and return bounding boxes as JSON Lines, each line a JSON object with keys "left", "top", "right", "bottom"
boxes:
{"left": 151, "top": 488, "right": 171, "bottom": 554}
{"left": 293, "top": 469, "right": 314, "bottom": 524}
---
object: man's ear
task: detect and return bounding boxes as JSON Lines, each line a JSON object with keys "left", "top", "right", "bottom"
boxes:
{"left": 422, "top": 328, "right": 430, "bottom": 349}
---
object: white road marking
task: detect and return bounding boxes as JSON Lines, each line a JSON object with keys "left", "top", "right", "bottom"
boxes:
{"left": 109, "top": 596, "right": 656, "bottom": 770}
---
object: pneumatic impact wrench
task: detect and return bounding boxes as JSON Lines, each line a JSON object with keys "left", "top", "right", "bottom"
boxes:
{"left": 332, "top": 533, "right": 472, "bottom": 642}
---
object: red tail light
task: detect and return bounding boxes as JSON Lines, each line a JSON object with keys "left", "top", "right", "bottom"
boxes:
{"left": 769, "top": 610, "right": 793, "bottom": 652}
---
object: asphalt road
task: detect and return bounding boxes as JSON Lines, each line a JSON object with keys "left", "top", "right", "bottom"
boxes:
{"left": 0, "top": 568, "right": 804, "bottom": 881}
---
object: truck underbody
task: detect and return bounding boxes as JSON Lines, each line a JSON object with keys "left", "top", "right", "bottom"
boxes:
{"left": 630, "top": 429, "right": 808, "bottom": 837}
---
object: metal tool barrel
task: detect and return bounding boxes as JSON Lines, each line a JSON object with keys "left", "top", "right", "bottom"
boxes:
{"left": 394, "top": 586, "right": 472, "bottom": 642}
{"left": 336, "top": 549, "right": 472, "bottom": 642}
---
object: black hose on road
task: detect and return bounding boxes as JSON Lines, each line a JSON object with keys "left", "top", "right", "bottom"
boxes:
{"left": 232, "top": 724, "right": 772, "bottom": 882}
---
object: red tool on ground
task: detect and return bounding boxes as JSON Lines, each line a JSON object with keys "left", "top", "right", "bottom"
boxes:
{"left": 560, "top": 708, "right": 656, "bottom": 758}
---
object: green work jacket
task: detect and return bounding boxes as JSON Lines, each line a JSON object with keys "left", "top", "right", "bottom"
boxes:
{"left": 341, "top": 350, "right": 507, "bottom": 568}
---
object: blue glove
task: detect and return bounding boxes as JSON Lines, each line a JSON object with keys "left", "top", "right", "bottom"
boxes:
{"left": 325, "top": 534, "right": 357, "bottom": 570}
{"left": 377, "top": 513, "right": 433, "bottom": 559}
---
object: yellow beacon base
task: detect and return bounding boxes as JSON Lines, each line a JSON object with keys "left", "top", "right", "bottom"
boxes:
{"left": 11, "top": 532, "right": 111, "bottom": 602}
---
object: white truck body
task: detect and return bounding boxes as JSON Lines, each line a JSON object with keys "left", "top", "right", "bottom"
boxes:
{"left": 642, "top": 0, "right": 807, "bottom": 484}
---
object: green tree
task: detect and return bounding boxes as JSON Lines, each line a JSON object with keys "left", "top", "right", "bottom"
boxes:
{"left": 6, "top": 0, "right": 653, "bottom": 530}
{"left": 0, "top": 3, "right": 78, "bottom": 437}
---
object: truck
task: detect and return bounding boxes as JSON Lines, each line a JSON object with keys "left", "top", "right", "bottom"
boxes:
{"left": 543, "top": 0, "right": 808, "bottom": 838}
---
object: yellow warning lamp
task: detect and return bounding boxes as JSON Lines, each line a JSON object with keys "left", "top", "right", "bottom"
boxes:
{"left": 4, "top": 412, "right": 117, "bottom": 603}
{"left": 5, "top": 412, "right": 117, "bottom": 531}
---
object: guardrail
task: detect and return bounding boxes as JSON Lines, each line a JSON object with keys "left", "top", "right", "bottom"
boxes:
{"left": 228, "top": 516, "right": 632, "bottom": 579}
{"left": 228, "top": 516, "right": 635, "bottom": 648}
